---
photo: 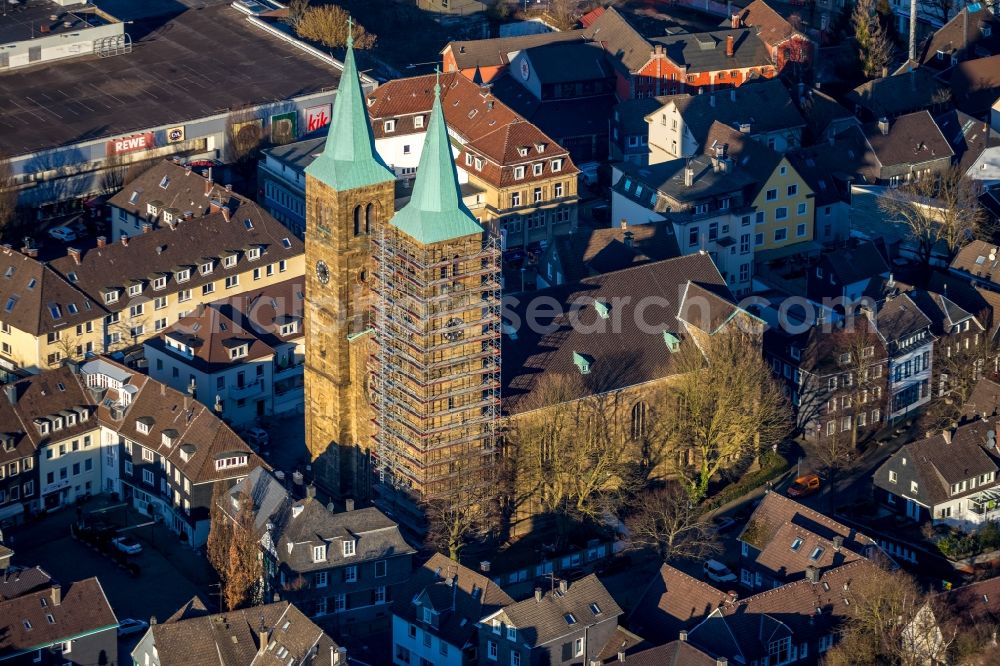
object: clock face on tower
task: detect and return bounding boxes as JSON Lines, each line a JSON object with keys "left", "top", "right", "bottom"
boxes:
{"left": 315, "top": 260, "right": 330, "bottom": 285}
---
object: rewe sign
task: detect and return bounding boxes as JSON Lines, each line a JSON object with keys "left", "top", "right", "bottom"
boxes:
{"left": 107, "top": 132, "right": 155, "bottom": 155}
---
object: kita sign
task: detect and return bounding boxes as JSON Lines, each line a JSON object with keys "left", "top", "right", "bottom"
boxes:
{"left": 108, "top": 132, "right": 155, "bottom": 155}
{"left": 305, "top": 104, "right": 331, "bottom": 132}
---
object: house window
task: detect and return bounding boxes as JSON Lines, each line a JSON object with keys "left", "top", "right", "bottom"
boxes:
{"left": 225, "top": 275, "right": 239, "bottom": 289}
{"left": 554, "top": 182, "right": 563, "bottom": 197}
{"left": 552, "top": 159, "right": 562, "bottom": 172}
{"left": 787, "top": 184, "right": 798, "bottom": 197}
{"left": 202, "top": 283, "right": 215, "bottom": 296}
{"left": 766, "top": 188, "right": 778, "bottom": 201}
{"left": 507, "top": 626, "right": 517, "bottom": 641}
{"left": 755, "top": 233, "right": 764, "bottom": 246}
{"left": 384, "top": 119, "right": 396, "bottom": 132}
{"left": 142, "top": 469, "right": 154, "bottom": 485}
{"left": 375, "top": 560, "right": 387, "bottom": 577}
{"left": 313, "top": 545, "right": 326, "bottom": 562}
{"left": 775, "top": 207, "right": 788, "bottom": 221}
{"left": 774, "top": 227, "right": 787, "bottom": 242}
{"left": 315, "top": 571, "right": 328, "bottom": 588}
{"left": 488, "top": 640, "right": 498, "bottom": 660}
{"left": 376, "top": 585, "right": 386, "bottom": 603}
{"left": 333, "top": 594, "right": 345, "bottom": 612}
{"left": 178, "top": 289, "right": 192, "bottom": 302}
{"left": 797, "top": 203, "right": 807, "bottom": 216}
{"left": 533, "top": 187, "right": 542, "bottom": 203}
{"left": 911, "top": 481, "right": 918, "bottom": 493}
{"left": 796, "top": 223, "right": 806, "bottom": 237}
{"left": 343, "top": 540, "right": 356, "bottom": 557}
{"left": 769, "top": 636, "right": 791, "bottom": 664}
{"left": 414, "top": 115, "right": 424, "bottom": 128}
{"left": 533, "top": 163, "right": 543, "bottom": 176}
{"left": 514, "top": 166, "right": 525, "bottom": 180}
{"left": 574, "top": 638, "right": 584, "bottom": 657}
{"left": 511, "top": 192, "right": 521, "bottom": 207}
{"left": 344, "top": 565, "right": 358, "bottom": 582}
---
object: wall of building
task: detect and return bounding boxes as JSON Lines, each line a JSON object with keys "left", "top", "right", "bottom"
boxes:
{"left": 1, "top": 20, "right": 124, "bottom": 70}
{"left": 38, "top": 428, "right": 102, "bottom": 510}
{"left": 753, "top": 158, "right": 815, "bottom": 252}
{"left": 391, "top": 614, "right": 464, "bottom": 666}
{"left": 647, "top": 104, "right": 699, "bottom": 163}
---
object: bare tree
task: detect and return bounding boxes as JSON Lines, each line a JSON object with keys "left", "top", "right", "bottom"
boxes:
{"left": 824, "top": 564, "right": 953, "bottom": 666}
{"left": 295, "top": 5, "right": 377, "bottom": 50}
{"left": 207, "top": 482, "right": 263, "bottom": 610}
{"left": 879, "top": 166, "right": 990, "bottom": 268}
{"left": 424, "top": 449, "right": 500, "bottom": 561}
{"left": 625, "top": 484, "right": 720, "bottom": 561}
{"left": 284, "top": 0, "right": 311, "bottom": 28}
{"left": 668, "top": 328, "right": 791, "bottom": 502}
{"left": 0, "top": 155, "right": 17, "bottom": 242}
{"left": 546, "top": 0, "right": 580, "bottom": 30}
{"left": 99, "top": 154, "right": 145, "bottom": 197}
{"left": 852, "top": 0, "right": 894, "bottom": 78}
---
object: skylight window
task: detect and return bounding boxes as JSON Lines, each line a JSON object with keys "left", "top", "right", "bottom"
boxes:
{"left": 5, "top": 296, "right": 17, "bottom": 312}
{"left": 809, "top": 547, "right": 824, "bottom": 561}
{"left": 49, "top": 305, "right": 62, "bottom": 320}
{"left": 67, "top": 272, "right": 78, "bottom": 283}
{"left": 564, "top": 613, "right": 577, "bottom": 625}
{"left": 3, "top": 267, "right": 13, "bottom": 278}
{"left": 27, "top": 278, "right": 36, "bottom": 289}
{"left": 244, "top": 219, "right": 254, "bottom": 230}
{"left": 791, "top": 538, "right": 803, "bottom": 552}
{"left": 281, "top": 238, "right": 292, "bottom": 249}
{"left": 128, "top": 191, "right": 139, "bottom": 205}
{"left": 159, "top": 176, "right": 170, "bottom": 189}
{"left": 590, "top": 603, "right": 602, "bottom": 615}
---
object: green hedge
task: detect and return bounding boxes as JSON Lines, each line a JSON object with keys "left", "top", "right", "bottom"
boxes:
{"left": 936, "top": 522, "right": 1000, "bottom": 559}
{"left": 701, "top": 451, "right": 791, "bottom": 512}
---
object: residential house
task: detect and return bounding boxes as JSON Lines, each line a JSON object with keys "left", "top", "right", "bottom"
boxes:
{"left": 858, "top": 111, "right": 954, "bottom": 186}
{"left": 685, "top": 560, "right": 882, "bottom": 664}
{"left": 478, "top": 575, "right": 622, "bottom": 666}
{"left": 0, "top": 577, "right": 117, "bottom": 665}
{"left": 107, "top": 159, "right": 247, "bottom": 241}
{"left": 628, "top": 564, "right": 728, "bottom": 646}
{"left": 737, "top": 492, "right": 882, "bottom": 591}
{"left": 949, "top": 240, "right": 1000, "bottom": 292}
{"left": 875, "top": 293, "right": 937, "bottom": 420}
{"left": 223, "top": 468, "right": 416, "bottom": 638}
{"left": 844, "top": 68, "right": 951, "bottom": 122}
{"left": 611, "top": 97, "right": 662, "bottom": 165}
{"left": 391, "top": 552, "right": 514, "bottom": 666}
{"left": 365, "top": 72, "right": 579, "bottom": 249}
{"left": 935, "top": 109, "right": 1000, "bottom": 188}
{"left": 536, "top": 223, "right": 680, "bottom": 289}
{"left": 728, "top": 0, "right": 814, "bottom": 70}
{"left": 907, "top": 288, "right": 987, "bottom": 399}
{"left": 507, "top": 41, "right": 616, "bottom": 103}
{"left": 920, "top": 6, "right": 1000, "bottom": 68}
{"left": 144, "top": 278, "right": 305, "bottom": 425}
{"left": 792, "top": 87, "right": 859, "bottom": 146}
{"left": 259, "top": 137, "right": 325, "bottom": 239}
{"left": 441, "top": 32, "right": 584, "bottom": 84}
{"left": 963, "top": 377, "right": 1000, "bottom": 420}
{"left": 764, "top": 317, "right": 888, "bottom": 441}
{"left": 0, "top": 199, "right": 304, "bottom": 373}
{"left": 702, "top": 122, "right": 816, "bottom": 260}
{"left": 609, "top": 640, "right": 720, "bottom": 665}
{"left": 873, "top": 416, "right": 1000, "bottom": 527}
{"left": 949, "top": 54, "right": 1000, "bottom": 117}
{"left": 804, "top": 240, "right": 891, "bottom": 316}
{"left": 610, "top": 155, "right": 757, "bottom": 294}
{"left": 131, "top": 597, "right": 346, "bottom": 666}
{"left": 647, "top": 78, "right": 806, "bottom": 163}
{"left": 788, "top": 133, "right": 866, "bottom": 245}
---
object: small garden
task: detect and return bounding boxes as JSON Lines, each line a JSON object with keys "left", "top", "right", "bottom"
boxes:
{"left": 929, "top": 521, "right": 1000, "bottom": 560}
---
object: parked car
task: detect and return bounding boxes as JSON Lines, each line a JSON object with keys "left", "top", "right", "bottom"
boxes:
{"left": 48, "top": 226, "right": 77, "bottom": 242}
{"left": 703, "top": 559, "right": 737, "bottom": 585}
{"left": 787, "top": 474, "right": 822, "bottom": 498}
{"left": 244, "top": 427, "right": 269, "bottom": 451}
{"left": 111, "top": 536, "right": 143, "bottom": 555}
{"left": 117, "top": 618, "right": 149, "bottom": 637}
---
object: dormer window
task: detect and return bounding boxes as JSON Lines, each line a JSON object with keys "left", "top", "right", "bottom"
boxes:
{"left": 552, "top": 159, "right": 562, "bottom": 172}
{"left": 200, "top": 261, "right": 214, "bottom": 275}
{"left": 492, "top": 619, "right": 501, "bottom": 634}
{"left": 518, "top": 147, "right": 528, "bottom": 157}
{"left": 280, "top": 322, "right": 299, "bottom": 336}
{"left": 506, "top": 626, "right": 517, "bottom": 640}
{"left": 34, "top": 419, "right": 49, "bottom": 436}
{"left": 136, "top": 418, "right": 152, "bottom": 435}
{"left": 514, "top": 166, "right": 525, "bottom": 180}
{"left": 248, "top": 247, "right": 261, "bottom": 261}
{"left": 128, "top": 283, "right": 143, "bottom": 297}
{"left": 214, "top": 455, "right": 247, "bottom": 471}
{"left": 229, "top": 344, "right": 249, "bottom": 360}
{"left": 147, "top": 203, "right": 158, "bottom": 216}
{"left": 52, "top": 417, "right": 63, "bottom": 432}
{"left": 313, "top": 544, "right": 327, "bottom": 562}
{"left": 162, "top": 210, "right": 173, "bottom": 224}
{"left": 384, "top": 119, "right": 396, "bottom": 133}
{"left": 223, "top": 254, "right": 237, "bottom": 268}
{"left": 423, "top": 607, "right": 433, "bottom": 623}
{"left": 414, "top": 115, "right": 425, "bottom": 129}
{"left": 153, "top": 276, "right": 167, "bottom": 290}
{"left": 176, "top": 268, "right": 191, "bottom": 283}
{"left": 533, "top": 163, "right": 543, "bottom": 176}
{"left": 104, "top": 290, "right": 119, "bottom": 304}
{"left": 465, "top": 153, "right": 473, "bottom": 166}
{"left": 474, "top": 158, "right": 483, "bottom": 171}
{"left": 343, "top": 540, "right": 356, "bottom": 557}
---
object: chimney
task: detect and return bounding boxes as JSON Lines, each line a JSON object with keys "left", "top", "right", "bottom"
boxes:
{"left": 305, "top": 483, "right": 316, "bottom": 499}
{"left": 256, "top": 619, "right": 270, "bottom": 657}
{"left": 225, "top": 184, "right": 232, "bottom": 192}
{"left": 50, "top": 584, "right": 61, "bottom": 606}
{"left": 717, "top": 659, "right": 729, "bottom": 666}
{"left": 679, "top": 630, "right": 688, "bottom": 642}
{"left": 833, "top": 535, "right": 844, "bottom": 551}
{"left": 534, "top": 587, "right": 543, "bottom": 602}
{"left": 878, "top": 117, "right": 890, "bottom": 135}
{"left": 4, "top": 383, "right": 16, "bottom": 405}
{"left": 345, "top": 498, "right": 355, "bottom": 511}
{"left": 68, "top": 247, "right": 81, "bottom": 265}
{"left": 943, "top": 429, "right": 953, "bottom": 445}
{"left": 805, "top": 566, "right": 820, "bottom": 583}
{"left": 731, "top": 13, "right": 739, "bottom": 28}
{"left": 618, "top": 650, "right": 626, "bottom": 662}
{"left": 727, "top": 590, "right": 738, "bottom": 604}
{"left": 333, "top": 647, "right": 347, "bottom": 665}
{"left": 684, "top": 165, "right": 694, "bottom": 187}
{"left": 221, "top": 206, "right": 231, "bottom": 223}
{"left": 558, "top": 579, "right": 569, "bottom": 594}
{"left": 623, "top": 231, "right": 634, "bottom": 248}
{"left": 21, "top": 246, "right": 38, "bottom": 258}
{"left": 96, "top": 236, "right": 107, "bottom": 248}
{"left": 120, "top": 234, "right": 129, "bottom": 247}
{"left": 141, "top": 222, "right": 153, "bottom": 234}
{"left": 726, "top": 34, "right": 734, "bottom": 57}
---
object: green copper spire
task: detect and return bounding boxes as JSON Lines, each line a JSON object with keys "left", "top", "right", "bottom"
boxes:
{"left": 304, "top": 16, "right": 393, "bottom": 191}
{"left": 390, "top": 71, "right": 483, "bottom": 245}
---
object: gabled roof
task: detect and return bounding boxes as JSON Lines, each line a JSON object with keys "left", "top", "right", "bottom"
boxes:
{"left": 394, "top": 553, "right": 513, "bottom": 650}
{"left": 873, "top": 417, "right": 1000, "bottom": 506}
{"left": 628, "top": 564, "right": 729, "bottom": 645}
{"left": 935, "top": 109, "right": 1000, "bottom": 176}
{"left": 793, "top": 87, "right": 857, "bottom": 142}
{"left": 787, "top": 128, "right": 868, "bottom": 205}
{"left": 845, "top": 68, "right": 948, "bottom": 119}
{"left": 614, "top": 154, "right": 756, "bottom": 207}
{"left": 741, "top": 493, "right": 878, "bottom": 583}
{"left": 389, "top": 78, "right": 486, "bottom": 245}
{"left": 617, "top": 640, "right": 719, "bottom": 665}
{"left": 964, "top": 377, "right": 1000, "bottom": 420}
{"left": 659, "top": 78, "right": 805, "bottom": 152}
{"left": 583, "top": 6, "right": 654, "bottom": 73}
{"left": 907, "top": 289, "right": 980, "bottom": 336}
{"left": 652, "top": 28, "right": 772, "bottom": 73}
{"left": 819, "top": 240, "right": 891, "bottom": 286}
{"left": 444, "top": 31, "right": 584, "bottom": 70}
{"left": 489, "top": 574, "right": 621, "bottom": 647}
{"left": 146, "top": 600, "right": 339, "bottom": 666}
{"left": 522, "top": 41, "right": 613, "bottom": 85}
{"left": 0, "top": 578, "right": 117, "bottom": 657}
{"left": 860, "top": 110, "right": 953, "bottom": 172}
{"left": 0, "top": 567, "right": 53, "bottom": 602}
{"left": 151, "top": 305, "right": 275, "bottom": 374}
{"left": 731, "top": 0, "right": 799, "bottom": 46}
{"left": 548, "top": 222, "right": 681, "bottom": 284}
{"left": 108, "top": 160, "right": 244, "bottom": 222}
{"left": 0, "top": 248, "right": 103, "bottom": 337}
{"left": 951, "top": 239, "right": 1000, "bottom": 286}
{"left": 949, "top": 54, "right": 1000, "bottom": 115}
{"left": 875, "top": 292, "right": 934, "bottom": 344}
{"left": 501, "top": 254, "right": 737, "bottom": 414}
{"left": 304, "top": 38, "right": 394, "bottom": 191}
{"left": 702, "top": 121, "right": 789, "bottom": 199}
{"left": 921, "top": 5, "right": 1000, "bottom": 65}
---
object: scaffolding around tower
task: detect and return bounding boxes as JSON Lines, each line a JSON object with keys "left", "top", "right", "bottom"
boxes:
{"left": 370, "top": 222, "right": 502, "bottom": 512}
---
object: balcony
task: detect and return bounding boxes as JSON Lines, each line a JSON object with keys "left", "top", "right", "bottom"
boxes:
{"left": 228, "top": 378, "right": 266, "bottom": 400}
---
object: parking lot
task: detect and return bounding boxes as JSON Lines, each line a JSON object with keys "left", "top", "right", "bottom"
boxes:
{"left": 8, "top": 498, "right": 213, "bottom": 656}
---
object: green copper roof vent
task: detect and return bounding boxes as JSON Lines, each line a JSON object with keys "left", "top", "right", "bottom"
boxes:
{"left": 304, "top": 18, "right": 394, "bottom": 191}
{"left": 389, "top": 71, "right": 484, "bottom": 245}
{"left": 594, "top": 300, "right": 610, "bottom": 319}
{"left": 663, "top": 331, "right": 680, "bottom": 353}
{"left": 573, "top": 352, "right": 593, "bottom": 375}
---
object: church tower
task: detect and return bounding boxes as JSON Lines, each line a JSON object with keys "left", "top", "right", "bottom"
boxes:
{"left": 303, "top": 30, "right": 395, "bottom": 498}
{"left": 371, "top": 74, "right": 502, "bottom": 526}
